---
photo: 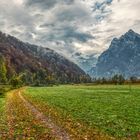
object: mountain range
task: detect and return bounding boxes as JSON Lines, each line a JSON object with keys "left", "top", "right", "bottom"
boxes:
{"left": 89, "top": 29, "right": 140, "bottom": 78}
{"left": 0, "top": 31, "right": 90, "bottom": 84}
{"left": 1, "top": 29, "right": 140, "bottom": 81}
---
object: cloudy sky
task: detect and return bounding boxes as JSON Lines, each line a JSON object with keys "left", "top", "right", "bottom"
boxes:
{"left": 0, "top": 0, "right": 140, "bottom": 69}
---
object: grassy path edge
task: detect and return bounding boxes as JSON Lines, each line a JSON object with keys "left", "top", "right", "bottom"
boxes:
{"left": 18, "top": 90, "right": 70, "bottom": 140}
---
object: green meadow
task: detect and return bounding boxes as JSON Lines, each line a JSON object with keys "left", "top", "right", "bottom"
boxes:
{"left": 0, "top": 91, "right": 7, "bottom": 137}
{"left": 24, "top": 85, "right": 140, "bottom": 139}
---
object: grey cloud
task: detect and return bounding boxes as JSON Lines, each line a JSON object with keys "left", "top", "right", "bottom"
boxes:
{"left": 55, "top": 5, "right": 89, "bottom": 22}
{"left": 40, "top": 23, "right": 55, "bottom": 28}
{"left": 0, "top": 1, "right": 35, "bottom": 38}
{"left": 91, "top": 0, "right": 112, "bottom": 23}
{"left": 61, "top": 27, "right": 94, "bottom": 42}
{"left": 34, "top": 1, "right": 94, "bottom": 44}
{"left": 36, "top": 26, "right": 93, "bottom": 43}
{"left": 92, "top": 0, "right": 113, "bottom": 12}
{"left": 25, "top": 0, "right": 57, "bottom": 9}
{"left": 25, "top": 0, "right": 75, "bottom": 9}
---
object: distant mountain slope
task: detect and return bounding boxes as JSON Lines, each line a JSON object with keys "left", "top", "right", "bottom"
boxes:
{"left": 0, "top": 31, "right": 90, "bottom": 84}
{"left": 90, "top": 29, "right": 140, "bottom": 78}
{"left": 73, "top": 52, "right": 97, "bottom": 72}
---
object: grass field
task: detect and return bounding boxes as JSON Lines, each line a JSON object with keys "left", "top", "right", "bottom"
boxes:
{"left": 0, "top": 91, "right": 8, "bottom": 138}
{"left": 24, "top": 85, "right": 140, "bottom": 139}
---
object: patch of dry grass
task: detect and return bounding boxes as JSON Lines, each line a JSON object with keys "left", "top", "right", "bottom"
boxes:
{"left": 6, "top": 90, "right": 54, "bottom": 140}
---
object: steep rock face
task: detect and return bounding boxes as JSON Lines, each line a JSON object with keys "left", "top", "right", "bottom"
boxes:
{"left": 91, "top": 30, "right": 140, "bottom": 77}
{"left": 0, "top": 31, "right": 90, "bottom": 83}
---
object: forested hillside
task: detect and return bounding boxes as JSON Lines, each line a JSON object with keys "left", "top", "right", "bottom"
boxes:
{"left": 0, "top": 31, "right": 91, "bottom": 86}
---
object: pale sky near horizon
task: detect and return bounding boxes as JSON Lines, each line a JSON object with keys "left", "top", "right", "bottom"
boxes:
{"left": 0, "top": 0, "right": 140, "bottom": 63}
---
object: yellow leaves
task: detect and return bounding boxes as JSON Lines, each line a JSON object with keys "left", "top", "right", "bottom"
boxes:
{"left": 5, "top": 89, "right": 54, "bottom": 139}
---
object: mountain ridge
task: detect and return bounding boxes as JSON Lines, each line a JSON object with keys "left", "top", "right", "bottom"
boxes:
{"left": 0, "top": 31, "right": 91, "bottom": 84}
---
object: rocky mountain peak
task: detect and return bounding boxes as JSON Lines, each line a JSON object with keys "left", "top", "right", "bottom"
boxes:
{"left": 127, "top": 29, "right": 135, "bottom": 35}
{"left": 89, "top": 30, "right": 140, "bottom": 78}
{"left": 110, "top": 38, "right": 119, "bottom": 46}
{"left": 120, "top": 29, "right": 140, "bottom": 41}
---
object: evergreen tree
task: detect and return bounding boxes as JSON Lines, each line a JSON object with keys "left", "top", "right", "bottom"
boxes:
{"left": 130, "top": 76, "right": 137, "bottom": 83}
{"left": 21, "top": 70, "right": 33, "bottom": 85}
{"left": 118, "top": 74, "right": 125, "bottom": 85}
{"left": 0, "top": 55, "right": 7, "bottom": 84}
{"left": 112, "top": 74, "right": 125, "bottom": 85}
{"left": 10, "top": 75, "right": 22, "bottom": 88}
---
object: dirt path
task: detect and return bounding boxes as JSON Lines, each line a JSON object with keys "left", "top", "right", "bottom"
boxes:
{"left": 18, "top": 91, "right": 70, "bottom": 140}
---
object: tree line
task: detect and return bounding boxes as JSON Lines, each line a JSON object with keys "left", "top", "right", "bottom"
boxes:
{"left": 92, "top": 74, "right": 140, "bottom": 85}
{"left": 0, "top": 54, "right": 140, "bottom": 88}
{"left": 0, "top": 55, "right": 91, "bottom": 88}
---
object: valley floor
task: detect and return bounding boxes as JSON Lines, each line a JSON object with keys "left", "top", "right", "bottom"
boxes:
{"left": 1, "top": 85, "right": 140, "bottom": 139}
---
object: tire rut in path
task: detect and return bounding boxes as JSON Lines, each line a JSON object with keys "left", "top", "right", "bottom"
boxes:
{"left": 18, "top": 91, "right": 70, "bottom": 140}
